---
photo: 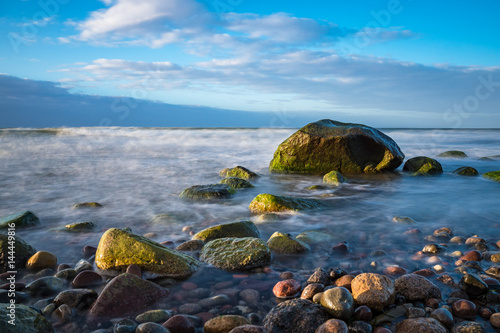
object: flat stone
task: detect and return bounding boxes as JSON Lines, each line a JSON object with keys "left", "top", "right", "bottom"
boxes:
{"left": 192, "top": 221, "right": 260, "bottom": 242}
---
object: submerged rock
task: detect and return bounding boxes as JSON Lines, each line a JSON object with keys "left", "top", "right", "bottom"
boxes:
{"left": 0, "top": 303, "right": 54, "bottom": 332}
{"left": 249, "top": 194, "right": 326, "bottom": 213}
{"left": 192, "top": 221, "right": 260, "bottom": 242}
{"left": 65, "top": 221, "right": 96, "bottom": 231}
{"left": 323, "top": 170, "right": 346, "bottom": 185}
{"left": 453, "top": 166, "right": 479, "bottom": 176}
{"left": 263, "top": 298, "right": 329, "bottom": 333}
{"left": 220, "top": 177, "right": 254, "bottom": 189}
{"left": 0, "top": 211, "right": 40, "bottom": 229}
{"left": 180, "top": 184, "right": 234, "bottom": 200}
{"left": 220, "top": 166, "right": 259, "bottom": 180}
{"left": 73, "top": 202, "right": 103, "bottom": 208}
{"left": 295, "top": 230, "right": 334, "bottom": 247}
{"left": 267, "top": 232, "right": 310, "bottom": 254}
{"left": 392, "top": 216, "right": 416, "bottom": 224}
{"left": 87, "top": 273, "right": 169, "bottom": 325}
{"left": 484, "top": 171, "right": 500, "bottom": 182}
{"left": 269, "top": 119, "right": 404, "bottom": 174}
{"left": 95, "top": 228, "right": 200, "bottom": 279}
{"left": 200, "top": 237, "right": 271, "bottom": 271}
{"left": 0, "top": 234, "right": 36, "bottom": 273}
{"left": 403, "top": 156, "right": 443, "bottom": 175}
{"left": 437, "top": 150, "right": 467, "bottom": 158}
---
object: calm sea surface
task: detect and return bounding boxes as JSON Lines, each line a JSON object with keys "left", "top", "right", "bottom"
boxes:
{"left": 0, "top": 127, "right": 499, "bottom": 271}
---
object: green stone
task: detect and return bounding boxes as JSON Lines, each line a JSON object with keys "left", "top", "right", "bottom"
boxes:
{"left": 267, "top": 232, "right": 310, "bottom": 254}
{"left": 179, "top": 184, "right": 235, "bottom": 200}
{"left": 0, "top": 303, "right": 54, "bottom": 332}
{"left": 484, "top": 171, "right": 500, "bottom": 182}
{"left": 135, "top": 309, "right": 172, "bottom": 323}
{"left": 65, "top": 221, "right": 96, "bottom": 231}
{"left": 220, "top": 177, "right": 254, "bottom": 189}
{"left": 249, "top": 193, "right": 326, "bottom": 213}
{"left": 403, "top": 156, "right": 443, "bottom": 175}
{"left": 323, "top": 170, "right": 346, "bottom": 185}
{"left": 73, "top": 202, "right": 103, "bottom": 208}
{"left": 0, "top": 211, "right": 40, "bottom": 229}
{"left": 95, "top": 228, "right": 200, "bottom": 279}
{"left": 453, "top": 167, "right": 479, "bottom": 176}
{"left": 220, "top": 166, "right": 259, "bottom": 180}
{"left": 192, "top": 221, "right": 260, "bottom": 242}
{"left": 436, "top": 151, "right": 467, "bottom": 158}
{"left": 200, "top": 237, "right": 271, "bottom": 271}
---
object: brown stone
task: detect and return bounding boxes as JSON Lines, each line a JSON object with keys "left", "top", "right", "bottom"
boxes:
{"left": 204, "top": 315, "right": 249, "bottom": 333}
{"left": 273, "top": 279, "right": 301, "bottom": 298}
{"left": 383, "top": 266, "right": 407, "bottom": 277}
{"left": 26, "top": 251, "right": 57, "bottom": 270}
{"left": 353, "top": 305, "right": 372, "bottom": 322}
{"left": 163, "top": 314, "right": 195, "bottom": 333}
{"left": 72, "top": 271, "right": 103, "bottom": 288}
{"left": 351, "top": 273, "right": 395, "bottom": 312}
{"left": 126, "top": 264, "right": 142, "bottom": 278}
{"left": 315, "top": 319, "right": 348, "bottom": 333}
{"left": 460, "top": 250, "right": 482, "bottom": 262}
{"left": 301, "top": 283, "right": 324, "bottom": 300}
{"left": 396, "top": 318, "right": 446, "bottom": 333}
{"left": 334, "top": 275, "right": 354, "bottom": 291}
{"left": 452, "top": 299, "right": 477, "bottom": 319}
{"left": 394, "top": 274, "right": 441, "bottom": 301}
{"left": 413, "top": 268, "right": 436, "bottom": 277}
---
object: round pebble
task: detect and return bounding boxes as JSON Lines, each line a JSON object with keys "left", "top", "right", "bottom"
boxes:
{"left": 334, "top": 275, "right": 354, "bottom": 291}
{"left": 383, "top": 266, "right": 407, "bottom": 276}
{"left": 279, "top": 271, "right": 294, "bottom": 280}
{"left": 452, "top": 299, "right": 477, "bottom": 319}
{"left": 26, "top": 251, "right": 57, "bottom": 270}
{"left": 163, "top": 314, "right": 195, "bottom": 333}
{"left": 315, "top": 319, "right": 348, "bottom": 333}
{"left": 126, "top": 264, "right": 142, "bottom": 278}
{"left": 461, "top": 250, "right": 482, "bottom": 262}
{"left": 136, "top": 322, "right": 170, "bottom": 333}
{"left": 430, "top": 307, "right": 453, "bottom": 327}
{"left": 490, "top": 313, "right": 500, "bottom": 328}
{"left": 301, "top": 283, "right": 324, "bottom": 300}
{"left": 353, "top": 305, "right": 372, "bottom": 322}
{"left": 72, "top": 270, "right": 103, "bottom": 288}
{"left": 272, "top": 279, "right": 301, "bottom": 298}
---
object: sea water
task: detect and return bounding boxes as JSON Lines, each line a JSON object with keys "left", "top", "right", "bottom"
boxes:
{"left": 0, "top": 127, "right": 499, "bottom": 272}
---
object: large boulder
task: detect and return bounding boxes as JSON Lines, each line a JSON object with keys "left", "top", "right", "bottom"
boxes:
{"left": 351, "top": 273, "right": 395, "bottom": 312}
{"left": 192, "top": 221, "right": 260, "bottom": 242}
{"left": 87, "top": 273, "right": 169, "bottom": 325}
{"left": 263, "top": 298, "right": 329, "bottom": 333}
{"left": 200, "top": 237, "right": 271, "bottom": 271}
{"left": 394, "top": 274, "right": 441, "bottom": 301}
{"left": 403, "top": 157, "right": 443, "bottom": 175}
{"left": 95, "top": 228, "right": 200, "bottom": 279}
{"left": 0, "top": 211, "right": 40, "bottom": 229}
{"left": 0, "top": 303, "right": 54, "bottom": 332}
{"left": 269, "top": 119, "right": 404, "bottom": 174}
{"left": 249, "top": 194, "right": 326, "bottom": 213}
{"left": 0, "top": 234, "right": 36, "bottom": 273}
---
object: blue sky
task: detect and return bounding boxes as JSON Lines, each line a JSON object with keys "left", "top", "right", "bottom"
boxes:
{"left": 1, "top": 0, "right": 500, "bottom": 127}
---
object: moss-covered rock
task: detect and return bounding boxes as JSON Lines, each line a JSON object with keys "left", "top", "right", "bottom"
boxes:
{"left": 95, "top": 228, "right": 200, "bottom": 279}
{"left": 220, "top": 166, "right": 259, "bottom": 180}
{"left": 0, "top": 303, "right": 54, "bottom": 332}
{"left": 249, "top": 194, "right": 326, "bottom": 213}
{"left": 323, "top": 171, "right": 346, "bottom": 185}
{"left": 484, "top": 171, "right": 500, "bottom": 182}
{"left": 180, "top": 184, "right": 234, "bottom": 200}
{"left": 267, "top": 232, "right": 310, "bottom": 254}
{"left": 220, "top": 177, "right": 254, "bottom": 189}
{"left": 200, "top": 237, "right": 271, "bottom": 271}
{"left": 0, "top": 211, "right": 40, "bottom": 229}
{"left": 437, "top": 150, "right": 468, "bottom": 158}
{"left": 296, "top": 231, "right": 334, "bottom": 247}
{"left": 0, "top": 234, "right": 36, "bottom": 273}
{"left": 269, "top": 119, "right": 404, "bottom": 174}
{"left": 73, "top": 202, "right": 103, "bottom": 209}
{"left": 192, "top": 221, "right": 260, "bottom": 242}
{"left": 65, "top": 221, "right": 96, "bottom": 231}
{"left": 392, "top": 216, "right": 416, "bottom": 224}
{"left": 453, "top": 167, "right": 479, "bottom": 176}
{"left": 175, "top": 240, "right": 205, "bottom": 252}
{"left": 306, "top": 185, "right": 329, "bottom": 191}
{"left": 403, "top": 156, "right": 443, "bottom": 175}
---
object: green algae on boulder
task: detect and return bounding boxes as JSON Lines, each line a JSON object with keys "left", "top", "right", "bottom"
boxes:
{"left": 192, "top": 221, "right": 260, "bottom": 242}
{"left": 323, "top": 170, "right": 346, "bottom": 185}
{"left": 453, "top": 166, "right": 479, "bottom": 176}
{"left": 267, "top": 232, "right": 310, "bottom": 254}
{"left": 180, "top": 184, "right": 235, "bottom": 200}
{"left": 220, "top": 177, "right": 254, "bottom": 189}
{"left": 73, "top": 202, "right": 103, "bottom": 209}
{"left": 220, "top": 166, "right": 259, "bottom": 180}
{"left": 0, "top": 303, "right": 54, "bottom": 332}
{"left": 65, "top": 221, "right": 96, "bottom": 231}
{"left": 249, "top": 194, "right": 326, "bottom": 213}
{"left": 269, "top": 119, "right": 404, "bottom": 174}
{"left": 0, "top": 234, "right": 36, "bottom": 273}
{"left": 437, "top": 150, "right": 468, "bottom": 158}
{"left": 306, "top": 185, "right": 329, "bottom": 191}
{"left": 403, "top": 156, "right": 443, "bottom": 175}
{"left": 0, "top": 211, "right": 40, "bottom": 229}
{"left": 95, "top": 228, "right": 200, "bottom": 279}
{"left": 484, "top": 171, "right": 500, "bottom": 182}
{"left": 392, "top": 216, "right": 416, "bottom": 224}
{"left": 200, "top": 237, "right": 271, "bottom": 271}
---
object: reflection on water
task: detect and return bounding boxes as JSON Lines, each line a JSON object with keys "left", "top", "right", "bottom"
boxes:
{"left": 0, "top": 127, "right": 499, "bottom": 273}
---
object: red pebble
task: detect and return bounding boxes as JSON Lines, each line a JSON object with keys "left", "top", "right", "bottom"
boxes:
{"left": 273, "top": 279, "right": 301, "bottom": 298}
{"left": 181, "top": 282, "right": 197, "bottom": 291}
{"left": 413, "top": 269, "right": 436, "bottom": 277}
{"left": 383, "top": 266, "right": 407, "bottom": 276}
{"left": 460, "top": 250, "right": 482, "bottom": 262}
{"left": 452, "top": 299, "right": 477, "bottom": 319}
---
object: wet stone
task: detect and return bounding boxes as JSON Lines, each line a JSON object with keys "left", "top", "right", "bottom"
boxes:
{"left": 395, "top": 317, "right": 446, "bottom": 333}
{"left": 179, "top": 303, "right": 203, "bottom": 314}
{"left": 72, "top": 270, "right": 103, "bottom": 288}
{"left": 126, "top": 264, "right": 142, "bottom": 278}
{"left": 334, "top": 275, "right": 354, "bottom": 291}
{"left": 176, "top": 240, "right": 205, "bottom": 252}
{"left": 228, "top": 325, "right": 266, "bottom": 333}
{"left": 26, "top": 251, "right": 57, "bottom": 270}
{"left": 199, "top": 294, "right": 231, "bottom": 309}
{"left": 307, "top": 267, "right": 330, "bottom": 285}
{"left": 54, "top": 268, "right": 77, "bottom": 280}
{"left": 114, "top": 318, "right": 137, "bottom": 333}
{"left": 430, "top": 308, "right": 454, "bottom": 327}
{"left": 490, "top": 313, "right": 500, "bottom": 328}
{"left": 459, "top": 273, "right": 488, "bottom": 297}
{"left": 136, "top": 322, "right": 170, "bottom": 333}
{"left": 422, "top": 244, "right": 445, "bottom": 254}
{"left": 25, "top": 276, "right": 64, "bottom": 297}
{"left": 204, "top": 315, "right": 249, "bottom": 333}
{"left": 52, "top": 304, "right": 72, "bottom": 323}
{"left": 407, "top": 306, "right": 426, "bottom": 318}
{"left": 273, "top": 279, "right": 301, "bottom": 298}
{"left": 452, "top": 299, "right": 477, "bottom": 319}
{"left": 348, "top": 321, "right": 372, "bottom": 333}
{"left": 54, "top": 288, "right": 98, "bottom": 310}
{"left": 454, "top": 321, "right": 486, "bottom": 333}
{"left": 315, "top": 319, "right": 348, "bottom": 333}
{"left": 188, "top": 287, "right": 211, "bottom": 299}
{"left": 136, "top": 309, "right": 172, "bottom": 323}
{"left": 395, "top": 274, "right": 441, "bottom": 301}
{"left": 300, "top": 283, "right": 324, "bottom": 300}
{"left": 320, "top": 287, "right": 354, "bottom": 321}
{"left": 162, "top": 314, "right": 195, "bottom": 333}
{"left": 239, "top": 289, "right": 260, "bottom": 307}
{"left": 353, "top": 305, "right": 372, "bottom": 322}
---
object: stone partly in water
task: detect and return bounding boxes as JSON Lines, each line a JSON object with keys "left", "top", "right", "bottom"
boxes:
{"left": 0, "top": 234, "right": 36, "bottom": 273}
{"left": 403, "top": 156, "right": 443, "bottom": 175}
{"left": 180, "top": 184, "right": 235, "bottom": 200}
{"left": 73, "top": 202, "right": 103, "bottom": 208}
{"left": 65, "top": 221, "right": 96, "bottom": 231}
{"left": 200, "top": 237, "right": 271, "bottom": 271}
{"left": 203, "top": 315, "right": 249, "bottom": 333}
{"left": 351, "top": 273, "right": 395, "bottom": 312}
{"left": 484, "top": 171, "right": 500, "bottom": 182}
{"left": 0, "top": 211, "right": 40, "bottom": 229}
{"left": 0, "top": 303, "right": 55, "bottom": 333}
{"left": 249, "top": 194, "right": 326, "bottom": 213}
{"left": 95, "top": 228, "right": 200, "bottom": 279}
{"left": 192, "top": 221, "right": 260, "bottom": 242}
{"left": 436, "top": 151, "right": 468, "bottom": 158}
{"left": 295, "top": 231, "right": 334, "bottom": 247}
{"left": 87, "top": 273, "right": 169, "bottom": 325}
{"left": 453, "top": 167, "right": 479, "bottom": 176}
{"left": 323, "top": 170, "right": 346, "bottom": 185}
{"left": 392, "top": 216, "right": 416, "bottom": 224}
{"left": 269, "top": 119, "right": 404, "bottom": 174}
{"left": 267, "top": 232, "right": 310, "bottom": 254}
{"left": 220, "top": 166, "right": 259, "bottom": 180}
{"left": 220, "top": 177, "right": 254, "bottom": 189}
{"left": 263, "top": 299, "right": 329, "bottom": 333}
